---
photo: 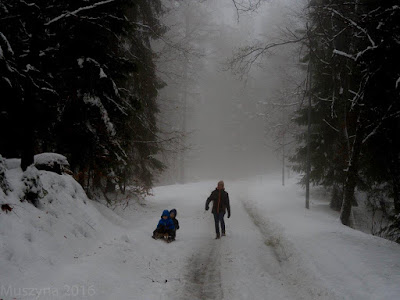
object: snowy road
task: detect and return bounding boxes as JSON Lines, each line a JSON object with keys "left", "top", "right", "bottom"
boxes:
{"left": 137, "top": 177, "right": 400, "bottom": 300}
{"left": 171, "top": 184, "right": 335, "bottom": 300}
{"left": 2, "top": 174, "right": 400, "bottom": 299}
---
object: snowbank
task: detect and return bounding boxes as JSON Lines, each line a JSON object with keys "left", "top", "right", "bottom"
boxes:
{"left": 0, "top": 164, "right": 131, "bottom": 299}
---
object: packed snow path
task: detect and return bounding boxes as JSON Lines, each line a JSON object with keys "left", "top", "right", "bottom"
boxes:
{"left": 134, "top": 177, "right": 400, "bottom": 300}
{"left": 176, "top": 191, "right": 334, "bottom": 299}
{"left": 2, "top": 174, "right": 400, "bottom": 299}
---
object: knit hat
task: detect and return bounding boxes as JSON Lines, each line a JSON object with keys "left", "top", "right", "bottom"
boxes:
{"left": 170, "top": 209, "right": 177, "bottom": 217}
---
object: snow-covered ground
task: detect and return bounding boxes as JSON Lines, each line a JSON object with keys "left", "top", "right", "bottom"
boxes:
{"left": 1, "top": 168, "right": 400, "bottom": 299}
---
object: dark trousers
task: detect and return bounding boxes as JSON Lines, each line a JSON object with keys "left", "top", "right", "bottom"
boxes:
{"left": 213, "top": 212, "right": 225, "bottom": 235}
{"left": 153, "top": 226, "right": 174, "bottom": 237}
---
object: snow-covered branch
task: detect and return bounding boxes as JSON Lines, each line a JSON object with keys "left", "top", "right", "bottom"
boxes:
{"left": 327, "top": 8, "right": 376, "bottom": 48}
{"left": 333, "top": 49, "right": 355, "bottom": 61}
{"left": 327, "top": 8, "right": 379, "bottom": 62}
{"left": 0, "top": 32, "right": 14, "bottom": 56}
{"left": 45, "top": 0, "right": 116, "bottom": 26}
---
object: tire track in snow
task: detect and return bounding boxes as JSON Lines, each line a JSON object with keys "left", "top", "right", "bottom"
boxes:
{"left": 241, "top": 200, "right": 291, "bottom": 265}
{"left": 240, "top": 197, "right": 338, "bottom": 300}
{"left": 180, "top": 240, "right": 223, "bottom": 300}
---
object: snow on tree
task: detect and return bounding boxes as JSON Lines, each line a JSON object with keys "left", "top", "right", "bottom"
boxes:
{"left": 226, "top": 0, "right": 400, "bottom": 234}
{"left": 0, "top": 0, "right": 166, "bottom": 197}
{"left": 289, "top": 0, "right": 400, "bottom": 229}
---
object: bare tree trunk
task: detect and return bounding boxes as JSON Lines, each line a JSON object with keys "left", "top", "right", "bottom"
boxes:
{"left": 282, "top": 139, "right": 285, "bottom": 186}
{"left": 21, "top": 18, "right": 42, "bottom": 171}
{"left": 305, "top": 53, "right": 312, "bottom": 209}
{"left": 179, "top": 4, "right": 190, "bottom": 184}
{"left": 330, "top": 183, "right": 343, "bottom": 211}
{"left": 179, "top": 64, "right": 187, "bottom": 184}
{"left": 21, "top": 79, "right": 35, "bottom": 171}
{"left": 392, "top": 176, "right": 400, "bottom": 215}
{"left": 340, "top": 121, "right": 364, "bottom": 226}
{"left": 389, "top": 149, "right": 400, "bottom": 214}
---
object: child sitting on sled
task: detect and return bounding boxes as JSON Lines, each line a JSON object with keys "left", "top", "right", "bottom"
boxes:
{"left": 169, "top": 209, "right": 180, "bottom": 241}
{"left": 152, "top": 210, "right": 175, "bottom": 240}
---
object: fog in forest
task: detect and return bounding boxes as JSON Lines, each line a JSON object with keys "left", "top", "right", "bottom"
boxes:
{"left": 156, "top": 0, "right": 305, "bottom": 184}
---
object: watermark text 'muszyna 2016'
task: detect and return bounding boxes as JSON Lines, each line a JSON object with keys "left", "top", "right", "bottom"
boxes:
{"left": 1, "top": 284, "right": 96, "bottom": 299}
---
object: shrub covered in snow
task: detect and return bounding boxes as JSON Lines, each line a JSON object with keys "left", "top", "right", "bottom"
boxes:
{"left": 0, "top": 155, "right": 11, "bottom": 194}
{"left": 34, "top": 153, "right": 70, "bottom": 175}
{"left": 21, "top": 166, "right": 46, "bottom": 207}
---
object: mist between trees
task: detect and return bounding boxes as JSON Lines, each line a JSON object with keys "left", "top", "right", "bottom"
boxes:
{"left": 1, "top": 0, "right": 399, "bottom": 242}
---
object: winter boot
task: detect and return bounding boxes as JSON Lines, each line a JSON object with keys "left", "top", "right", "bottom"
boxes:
{"left": 215, "top": 233, "right": 220, "bottom": 239}
{"left": 222, "top": 231, "right": 226, "bottom": 237}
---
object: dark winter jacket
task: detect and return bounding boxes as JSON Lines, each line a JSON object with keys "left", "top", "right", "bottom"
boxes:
{"left": 157, "top": 210, "right": 175, "bottom": 230}
{"left": 205, "top": 188, "right": 231, "bottom": 215}
{"left": 169, "top": 209, "right": 180, "bottom": 230}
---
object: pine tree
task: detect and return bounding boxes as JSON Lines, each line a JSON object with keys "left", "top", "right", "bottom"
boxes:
{"left": 1, "top": 0, "right": 166, "bottom": 197}
{"left": 290, "top": 0, "right": 400, "bottom": 228}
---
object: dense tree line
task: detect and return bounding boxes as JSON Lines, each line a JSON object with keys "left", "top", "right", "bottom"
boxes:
{"left": 0, "top": 0, "right": 165, "bottom": 197}
{"left": 290, "top": 0, "right": 400, "bottom": 238}
{"left": 228, "top": 0, "right": 399, "bottom": 241}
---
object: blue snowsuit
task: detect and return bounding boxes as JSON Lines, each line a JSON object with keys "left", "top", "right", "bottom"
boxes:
{"left": 153, "top": 210, "right": 175, "bottom": 238}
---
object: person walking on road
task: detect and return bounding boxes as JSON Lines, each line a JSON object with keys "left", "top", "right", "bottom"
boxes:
{"left": 205, "top": 180, "right": 231, "bottom": 239}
